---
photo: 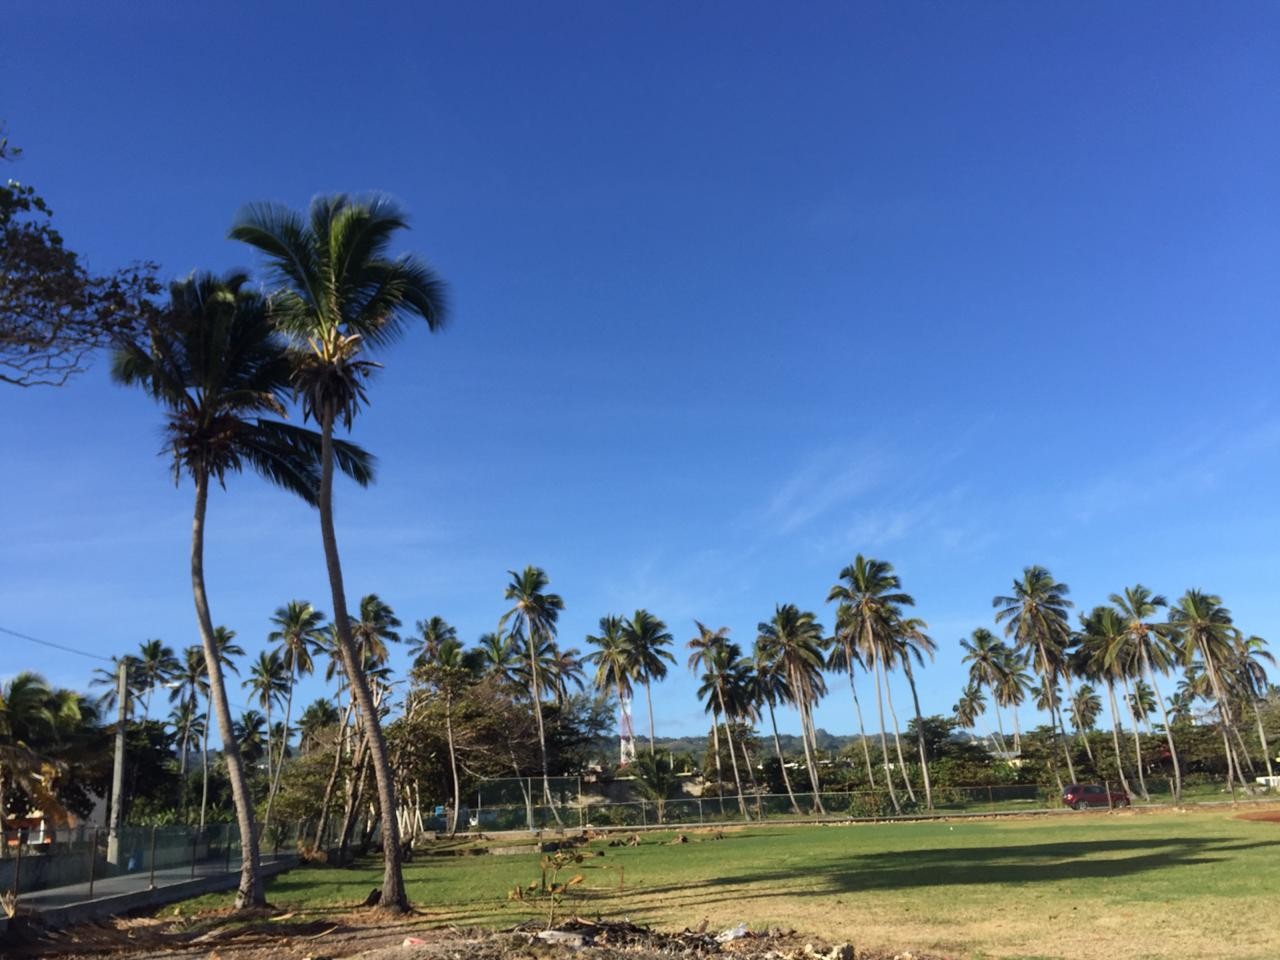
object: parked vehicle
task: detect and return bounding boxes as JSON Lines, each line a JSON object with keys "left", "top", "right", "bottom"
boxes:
{"left": 1062, "top": 783, "right": 1129, "bottom": 809}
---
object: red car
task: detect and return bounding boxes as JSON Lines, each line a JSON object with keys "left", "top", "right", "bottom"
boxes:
{"left": 1063, "top": 783, "right": 1129, "bottom": 810}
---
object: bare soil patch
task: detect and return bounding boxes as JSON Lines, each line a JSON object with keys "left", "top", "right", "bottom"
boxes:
{"left": 2, "top": 912, "right": 937, "bottom": 960}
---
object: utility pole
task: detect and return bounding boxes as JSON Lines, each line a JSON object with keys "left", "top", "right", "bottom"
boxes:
{"left": 107, "top": 660, "right": 128, "bottom": 865}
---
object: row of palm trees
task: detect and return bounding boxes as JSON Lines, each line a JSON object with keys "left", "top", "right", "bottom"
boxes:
{"left": 955, "top": 574, "right": 1274, "bottom": 802}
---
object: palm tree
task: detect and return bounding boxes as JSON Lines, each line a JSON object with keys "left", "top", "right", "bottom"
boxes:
{"left": 113, "top": 272, "right": 371, "bottom": 909}
{"left": 413, "top": 620, "right": 469, "bottom": 834}
{"left": 168, "top": 645, "right": 209, "bottom": 780}
{"left": 501, "top": 566, "right": 566, "bottom": 820}
{"left": 953, "top": 682, "right": 986, "bottom": 733}
{"left": 827, "top": 555, "right": 914, "bottom": 814}
{"left": 993, "top": 566, "right": 1077, "bottom": 786}
{"left": 477, "top": 631, "right": 521, "bottom": 687}
{"left": 757, "top": 604, "right": 828, "bottom": 811}
{"left": 1232, "top": 634, "right": 1275, "bottom": 780}
{"left": 245, "top": 651, "right": 289, "bottom": 818}
{"left": 203, "top": 628, "right": 245, "bottom": 829}
{"left": 267, "top": 600, "right": 326, "bottom": 824}
{"left": 688, "top": 622, "right": 750, "bottom": 819}
{"left": 1169, "top": 590, "right": 1247, "bottom": 790}
{"left": 621, "top": 610, "right": 675, "bottom": 755}
{"left": 750, "top": 641, "right": 801, "bottom": 815}
{"left": 894, "top": 617, "right": 936, "bottom": 809}
{"left": 992, "top": 646, "right": 1032, "bottom": 754}
{"left": 1070, "top": 685, "right": 1102, "bottom": 747}
{"left": 232, "top": 195, "right": 446, "bottom": 911}
{"left": 297, "top": 698, "right": 341, "bottom": 755}
{"left": 585, "top": 615, "right": 637, "bottom": 765}
{"left": 826, "top": 619, "right": 877, "bottom": 787}
{"left": 352, "top": 594, "right": 403, "bottom": 665}
{"left": 960, "top": 628, "right": 1010, "bottom": 753}
{"left": 135, "top": 639, "right": 179, "bottom": 719}
{"left": 235, "top": 710, "right": 268, "bottom": 767}
{"left": 1079, "top": 606, "right": 1137, "bottom": 797}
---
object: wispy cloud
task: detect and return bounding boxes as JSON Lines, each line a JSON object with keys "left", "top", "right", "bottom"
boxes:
{"left": 759, "top": 448, "right": 887, "bottom": 535}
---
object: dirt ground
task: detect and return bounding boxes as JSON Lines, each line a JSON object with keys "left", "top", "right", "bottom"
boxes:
{"left": 1, "top": 913, "right": 929, "bottom": 960}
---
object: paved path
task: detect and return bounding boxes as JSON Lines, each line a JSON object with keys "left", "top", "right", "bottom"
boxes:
{"left": 18, "top": 853, "right": 295, "bottom": 913}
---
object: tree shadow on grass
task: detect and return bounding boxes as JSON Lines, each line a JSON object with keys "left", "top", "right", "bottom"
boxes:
{"left": 578, "top": 835, "right": 1280, "bottom": 907}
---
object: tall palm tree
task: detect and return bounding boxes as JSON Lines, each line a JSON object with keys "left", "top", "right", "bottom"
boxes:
{"left": 757, "top": 604, "right": 828, "bottom": 811}
{"left": 477, "top": 631, "right": 521, "bottom": 687}
{"left": 993, "top": 646, "right": 1032, "bottom": 754}
{"left": 168, "top": 645, "right": 209, "bottom": 780}
{"left": 410, "top": 616, "right": 458, "bottom": 670}
{"left": 1232, "top": 634, "right": 1275, "bottom": 780}
{"left": 750, "top": 641, "right": 802, "bottom": 814}
{"left": 953, "top": 681, "right": 986, "bottom": 733}
{"left": 960, "top": 628, "right": 1010, "bottom": 753}
{"left": 297, "top": 698, "right": 341, "bottom": 755}
{"left": 1169, "top": 590, "right": 1247, "bottom": 790}
{"left": 202, "top": 628, "right": 245, "bottom": 829}
{"left": 113, "top": 272, "right": 370, "bottom": 909}
{"left": 688, "top": 622, "right": 750, "bottom": 820}
{"left": 235, "top": 710, "right": 268, "bottom": 767}
{"left": 245, "top": 650, "right": 289, "bottom": 825}
{"left": 585, "top": 615, "right": 637, "bottom": 764}
{"left": 267, "top": 600, "right": 326, "bottom": 824}
{"left": 826, "top": 619, "right": 877, "bottom": 786}
{"left": 1070, "top": 685, "right": 1102, "bottom": 748}
{"left": 1079, "top": 606, "right": 1139, "bottom": 797}
{"left": 414, "top": 620, "right": 469, "bottom": 834}
{"left": 827, "top": 555, "right": 914, "bottom": 814}
{"left": 352, "top": 595, "right": 403, "bottom": 665}
{"left": 232, "top": 195, "right": 446, "bottom": 911}
{"left": 501, "top": 566, "right": 566, "bottom": 819}
{"left": 894, "top": 617, "right": 936, "bottom": 809}
{"left": 135, "top": 639, "right": 179, "bottom": 719}
{"left": 993, "top": 566, "right": 1076, "bottom": 786}
{"left": 622, "top": 610, "right": 675, "bottom": 756}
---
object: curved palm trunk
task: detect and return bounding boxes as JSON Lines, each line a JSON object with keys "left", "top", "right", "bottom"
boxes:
{"left": 870, "top": 654, "right": 901, "bottom": 814}
{"left": 845, "top": 660, "right": 876, "bottom": 787}
{"left": 1250, "top": 696, "right": 1274, "bottom": 780}
{"left": 1197, "top": 641, "right": 1248, "bottom": 791}
{"left": 313, "top": 708, "right": 350, "bottom": 849}
{"left": 644, "top": 680, "right": 657, "bottom": 756}
{"left": 882, "top": 677, "right": 917, "bottom": 803}
{"left": 991, "top": 701, "right": 1009, "bottom": 756}
{"left": 191, "top": 472, "right": 263, "bottom": 908}
{"left": 1010, "top": 704, "right": 1022, "bottom": 755}
{"left": 1105, "top": 681, "right": 1133, "bottom": 797}
{"left": 708, "top": 714, "right": 726, "bottom": 817}
{"left": 766, "top": 699, "right": 801, "bottom": 815}
{"left": 317, "top": 413, "right": 407, "bottom": 910}
{"left": 1120, "top": 676, "right": 1149, "bottom": 800}
{"left": 1231, "top": 721, "right": 1256, "bottom": 771}
{"left": 902, "top": 663, "right": 932, "bottom": 810}
{"left": 1141, "top": 652, "right": 1182, "bottom": 801}
{"left": 523, "top": 631, "right": 562, "bottom": 827}
{"left": 796, "top": 694, "right": 825, "bottom": 813}
{"left": 1037, "top": 642, "right": 1076, "bottom": 783}
{"left": 199, "top": 696, "right": 211, "bottom": 831}
{"left": 714, "top": 684, "right": 749, "bottom": 820}
{"left": 265, "top": 683, "right": 294, "bottom": 831}
{"left": 445, "top": 689, "right": 461, "bottom": 836}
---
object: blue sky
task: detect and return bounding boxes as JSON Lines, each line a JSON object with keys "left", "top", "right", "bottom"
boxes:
{"left": 3, "top": 1, "right": 1279, "bottom": 745}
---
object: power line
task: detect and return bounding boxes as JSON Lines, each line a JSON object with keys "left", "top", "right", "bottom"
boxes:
{"left": 0, "top": 624, "right": 115, "bottom": 663}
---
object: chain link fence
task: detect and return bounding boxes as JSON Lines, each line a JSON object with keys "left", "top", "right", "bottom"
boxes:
{"left": 1, "top": 821, "right": 303, "bottom": 914}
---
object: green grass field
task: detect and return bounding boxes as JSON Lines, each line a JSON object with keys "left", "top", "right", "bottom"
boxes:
{"left": 179, "top": 805, "right": 1280, "bottom": 959}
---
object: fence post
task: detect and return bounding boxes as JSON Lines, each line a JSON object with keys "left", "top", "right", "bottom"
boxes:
{"left": 88, "top": 826, "right": 98, "bottom": 899}
{"left": 697, "top": 798, "right": 703, "bottom": 825}
{"left": 641, "top": 802, "right": 647, "bottom": 828}
{"left": 148, "top": 826, "right": 157, "bottom": 890}
{"left": 190, "top": 830, "right": 198, "bottom": 878}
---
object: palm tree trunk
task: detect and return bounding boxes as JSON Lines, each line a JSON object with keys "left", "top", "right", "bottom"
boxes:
{"left": 766, "top": 699, "right": 801, "bottom": 815}
{"left": 1120, "top": 676, "right": 1150, "bottom": 800}
{"left": 200, "top": 697, "right": 211, "bottom": 830}
{"left": 1141, "top": 651, "right": 1182, "bottom": 802}
{"left": 990, "top": 701, "right": 1009, "bottom": 756}
{"left": 644, "top": 680, "right": 657, "bottom": 756}
{"left": 708, "top": 714, "right": 726, "bottom": 817}
{"left": 1011, "top": 703, "right": 1022, "bottom": 755}
{"left": 446, "top": 690, "right": 461, "bottom": 836}
{"left": 1250, "top": 697, "right": 1274, "bottom": 780}
{"left": 313, "top": 709, "right": 349, "bottom": 849}
{"left": 798, "top": 697, "right": 825, "bottom": 813}
{"left": 903, "top": 663, "right": 933, "bottom": 810}
{"left": 523, "top": 629, "right": 562, "bottom": 826}
{"left": 265, "top": 683, "right": 293, "bottom": 832}
{"left": 1231, "top": 721, "right": 1256, "bottom": 771}
{"left": 882, "top": 676, "right": 917, "bottom": 803}
{"left": 870, "top": 653, "right": 901, "bottom": 814}
{"left": 1105, "top": 681, "right": 1133, "bottom": 797}
{"left": 1198, "top": 641, "right": 1249, "bottom": 790}
{"left": 317, "top": 411, "right": 408, "bottom": 910}
{"left": 191, "top": 471, "right": 263, "bottom": 908}
{"left": 1037, "top": 642, "right": 1077, "bottom": 783}
{"left": 714, "top": 685, "right": 749, "bottom": 820}
{"left": 845, "top": 664, "right": 877, "bottom": 786}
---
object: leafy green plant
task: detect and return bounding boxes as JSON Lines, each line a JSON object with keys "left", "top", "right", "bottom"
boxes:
{"left": 508, "top": 850, "right": 586, "bottom": 927}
